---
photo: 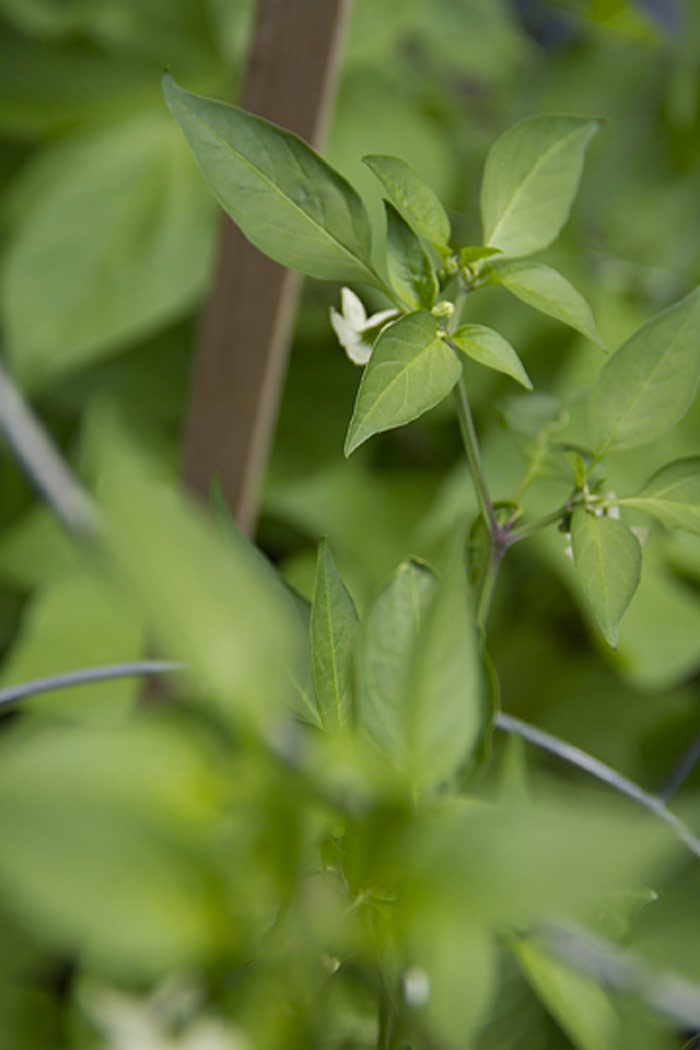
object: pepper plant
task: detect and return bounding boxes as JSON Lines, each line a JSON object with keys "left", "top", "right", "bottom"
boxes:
{"left": 164, "top": 73, "right": 700, "bottom": 648}
{"left": 1, "top": 71, "right": 700, "bottom": 1050}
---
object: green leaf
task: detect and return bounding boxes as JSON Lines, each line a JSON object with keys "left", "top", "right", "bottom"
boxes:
{"left": 344, "top": 311, "right": 461, "bottom": 455}
{"left": 459, "top": 245, "right": 503, "bottom": 267}
{"left": 490, "top": 261, "right": 603, "bottom": 345}
{"left": 163, "top": 73, "right": 376, "bottom": 284}
{"left": 0, "top": 719, "right": 228, "bottom": 977}
{"left": 99, "top": 432, "right": 304, "bottom": 728}
{"left": 406, "top": 542, "right": 486, "bottom": 790}
{"left": 358, "top": 559, "right": 436, "bottom": 762}
{"left": 310, "top": 539, "right": 358, "bottom": 731}
{"left": 480, "top": 115, "right": 600, "bottom": 258}
{"left": 2, "top": 110, "right": 215, "bottom": 391}
{"left": 620, "top": 456, "right": 700, "bottom": 535}
{"left": 589, "top": 288, "right": 700, "bottom": 457}
{"left": 514, "top": 939, "right": 621, "bottom": 1050}
{"left": 571, "top": 508, "right": 642, "bottom": 647}
{"left": 452, "top": 324, "right": 533, "bottom": 389}
{"left": 384, "top": 201, "right": 438, "bottom": 309}
{"left": 362, "top": 153, "right": 451, "bottom": 247}
{"left": 357, "top": 550, "right": 486, "bottom": 792}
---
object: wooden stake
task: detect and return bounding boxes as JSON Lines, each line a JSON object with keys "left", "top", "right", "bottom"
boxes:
{"left": 181, "top": 0, "right": 353, "bottom": 535}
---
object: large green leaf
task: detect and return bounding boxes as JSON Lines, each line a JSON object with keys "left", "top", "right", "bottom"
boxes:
{"left": 490, "top": 261, "right": 602, "bottom": 345}
{"left": 480, "top": 115, "right": 600, "bottom": 258}
{"left": 99, "top": 435, "right": 303, "bottom": 728}
{"left": 0, "top": 719, "right": 227, "bottom": 977}
{"left": 589, "top": 288, "right": 700, "bottom": 457}
{"left": 620, "top": 457, "right": 700, "bottom": 536}
{"left": 405, "top": 544, "right": 486, "bottom": 790}
{"left": 357, "top": 550, "right": 485, "bottom": 792}
{"left": 571, "top": 508, "right": 642, "bottom": 647}
{"left": 310, "top": 539, "right": 358, "bottom": 731}
{"left": 362, "top": 153, "right": 451, "bottom": 247}
{"left": 2, "top": 109, "right": 215, "bottom": 390}
{"left": 163, "top": 73, "right": 376, "bottom": 283}
{"left": 451, "top": 323, "right": 532, "bottom": 389}
{"left": 358, "top": 559, "right": 436, "bottom": 762}
{"left": 384, "top": 201, "right": 438, "bottom": 310}
{"left": 344, "top": 311, "right": 461, "bottom": 455}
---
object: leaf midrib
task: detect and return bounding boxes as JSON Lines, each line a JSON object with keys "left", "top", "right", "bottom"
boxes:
{"left": 487, "top": 124, "right": 590, "bottom": 247}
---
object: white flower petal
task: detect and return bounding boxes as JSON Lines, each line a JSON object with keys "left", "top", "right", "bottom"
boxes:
{"left": 330, "top": 307, "right": 372, "bottom": 365}
{"left": 340, "top": 286, "right": 367, "bottom": 329}
{"left": 360, "top": 308, "right": 400, "bottom": 332}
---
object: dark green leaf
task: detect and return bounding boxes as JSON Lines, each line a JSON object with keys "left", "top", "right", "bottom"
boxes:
{"left": 163, "top": 73, "right": 376, "bottom": 283}
{"left": 344, "top": 311, "right": 461, "bottom": 455}
{"left": 362, "top": 153, "right": 451, "bottom": 246}
{"left": 384, "top": 201, "right": 438, "bottom": 310}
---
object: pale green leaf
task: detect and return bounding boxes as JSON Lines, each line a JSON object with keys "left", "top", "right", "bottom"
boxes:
{"left": 452, "top": 323, "right": 532, "bottom": 389}
{"left": 480, "top": 115, "right": 600, "bottom": 258}
{"left": 163, "top": 73, "right": 376, "bottom": 283}
{"left": 357, "top": 550, "right": 486, "bottom": 792}
{"left": 311, "top": 539, "right": 358, "bottom": 730}
{"left": 99, "top": 433, "right": 304, "bottom": 728}
{"left": 620, "top": 456, "right": 700, "bottom": 535}
{"left": 362, "top": 153, "right": 451, "bottom": 246}
{"left": 2, "top": 110, "right": 215, "bottom": 391}
{"left": 490, "top": 261, "right": 603, "bottom": 345}
{"left": 344, "top": 311, "right": 461, "bottom": 455}
{"left": 358, "top": 559, "right": 436, "bottom": 761}
{"left": 384, "top": 201, "right": 438, "bottom": 310}
{"left": 406, "top": 544, "right": 486, "bottom": 790}
{"left": 514, "top": 939, "right": 621, "bottom": 1050}
{"left": 0, "top": 719, "right": 227, "bottom": 976}
{"left": 589, "top": 287, "right": 700, "bottom": 457}
{"left": 571, "top": 508, "right": 642, "bottom": 647}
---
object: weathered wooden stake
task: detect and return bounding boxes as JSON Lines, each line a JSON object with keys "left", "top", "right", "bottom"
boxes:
{"left": 181, "top": 0, "right": 353, "bottom": 535}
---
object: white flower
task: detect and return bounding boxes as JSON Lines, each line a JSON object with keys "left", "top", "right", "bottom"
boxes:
{"left": 330, "top": 287, "right": 398, "bottom": 365}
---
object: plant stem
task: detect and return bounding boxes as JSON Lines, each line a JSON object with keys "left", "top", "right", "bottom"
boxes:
{"left": 476, "top": 542, "right": 503, "bottom": 629}
{"left": 453, "top": 374, "right": 499, "bottom": 540}
{"left": 445, "top": 278, "right": 505, "bottom": 627}
{"left": 506, "top": 496, "right": 579, "bottom": 544}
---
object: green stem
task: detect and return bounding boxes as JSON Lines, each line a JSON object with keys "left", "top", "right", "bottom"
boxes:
{"left": 446, "top": 278, "right": 504, "bottom": 627}
{"left": 476, "top": 543, "right": 504, "bottom": 629}
{"left": 506, "top": 496, "right": 579, "bottom": 544}
{"left": 453, "top": 376, "right": 499, "bottom": 539}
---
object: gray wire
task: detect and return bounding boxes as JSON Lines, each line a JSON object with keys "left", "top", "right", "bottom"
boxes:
{"left": 495, "top": 711, "right": 700, "bottom": 861}
{"left": 542, "top": 919, "right": 700, "bottom": 1030}
{"left": 0, "top": 660, "right": 184, "bottom": 709}
{"left": 0, "top": 357, "right": 98, "bottom": 535}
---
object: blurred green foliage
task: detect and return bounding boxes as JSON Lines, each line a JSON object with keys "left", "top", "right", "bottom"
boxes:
{"left": 0, "top": 0, "right": 700, "bottom": 1047}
